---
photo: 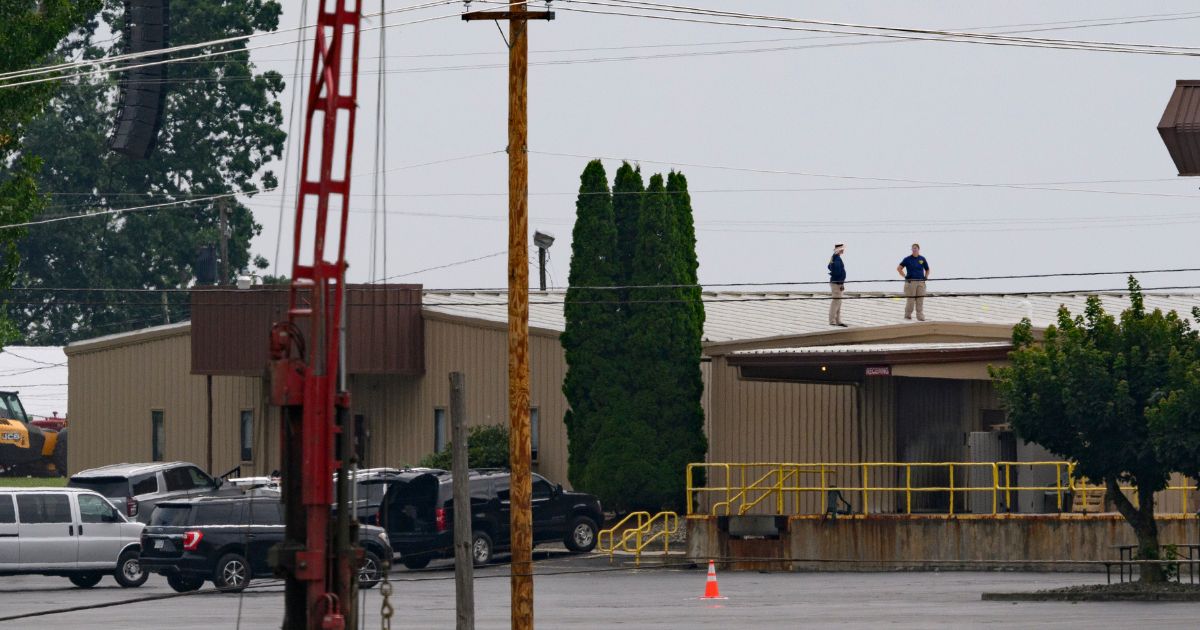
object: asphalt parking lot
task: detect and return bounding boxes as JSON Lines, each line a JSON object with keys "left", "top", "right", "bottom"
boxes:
{"left": 3, "top": 553, "right": 1199, "bottom": 629}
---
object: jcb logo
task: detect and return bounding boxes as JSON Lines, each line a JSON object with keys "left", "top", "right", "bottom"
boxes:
{"left": 1, "top": 432, "right": 21, "bottom": 442}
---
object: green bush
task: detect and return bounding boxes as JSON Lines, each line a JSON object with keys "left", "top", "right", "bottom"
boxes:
{"left": 419, "top": 424, "right": 510, "bottom": 470}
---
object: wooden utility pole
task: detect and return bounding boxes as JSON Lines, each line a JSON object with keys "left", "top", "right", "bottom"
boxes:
{"left": 450, "top": 372, "right": 474, "bottom": 629}
{"left": 463, "top": 4, "right": 553, "bottom": 629}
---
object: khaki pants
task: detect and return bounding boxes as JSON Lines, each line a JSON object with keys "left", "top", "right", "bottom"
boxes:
{"left": 904, "top": 280, "right": 926, "bottom": 320}
{"left": 829, "top": 282, "right": 845, "bottom": 324}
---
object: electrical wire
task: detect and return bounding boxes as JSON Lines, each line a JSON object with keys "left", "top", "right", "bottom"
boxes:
{"left": 557, "top": 0, "right": 1200, "bottom": 56}
{"left": 0, "top": 0, "right": 461, "bottom": 85}
{"left": 273, "top": 0, "right": 311, "bottom": 277}
{"left": 13, "top": 266, "right": 1200, "bottom": 294}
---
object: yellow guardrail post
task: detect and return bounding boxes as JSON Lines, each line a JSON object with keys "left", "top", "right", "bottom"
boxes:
{"left": 820, "top": 464, "right": 828, "bottom": 514}
{"left": 991, "top": 462, "right": 998, "bottom": 515}
{"left": 777, "top": 464, "right": 785, "bottom": 515}
{"left": 948, "top": 463, "right": 955, "bottom": 516}
{"left": 686, "top": 464, "right": 694, "bottom": 516}
{"left": 861, "top": 463, "right": 869, "bottom": 516}
{"left": 905, "top": 464, "right": 912, "bottom": 515}
{"left": 1004, "top": 464, "right": 1012, "bottom": 512}
{"left": 1055, "top": 462, "right": 1064, "bottom": 511}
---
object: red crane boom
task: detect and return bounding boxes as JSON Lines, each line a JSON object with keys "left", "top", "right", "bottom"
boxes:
{"left": 268, "top": 2, "right": 362, "bottom": 628}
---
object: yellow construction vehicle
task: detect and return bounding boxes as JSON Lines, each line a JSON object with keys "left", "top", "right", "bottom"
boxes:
{"left": 0, "top": 390, "right": 65, "bottom": 476}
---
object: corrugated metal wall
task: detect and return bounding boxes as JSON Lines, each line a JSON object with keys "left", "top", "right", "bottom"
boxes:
{"left": 351, "top": 316, "right": 569, "bottom": 485}
{"left": 66, "top": 315, "right": 572, "bottom": 486}
{"left": 67, "top": 328, "right": 264, "bottom": 477}
{"left": 706, "top": 357, "right": 899, "bottom": 514}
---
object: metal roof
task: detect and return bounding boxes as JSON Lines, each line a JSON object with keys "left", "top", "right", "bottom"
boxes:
{"left": 424, "top": 290, "right": 1200, "bottom": 344}
{"left": 1158, "top": 80, "right": 1200, "bottom": 176}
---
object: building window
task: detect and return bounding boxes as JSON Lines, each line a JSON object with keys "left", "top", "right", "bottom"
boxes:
{"left": 240, "top": 410, "right": 254, "bottom": 462}
{"left": 434, "top": 408, "right": 447, "bottom": 452}
{"left": 531, "top": 407, "right": 539, "bottom": 462}
{"left": 151, "top": 410, "right": 165, "bottom": 462}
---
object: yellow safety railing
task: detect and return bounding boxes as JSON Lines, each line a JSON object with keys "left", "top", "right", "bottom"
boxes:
{"left": 597, "top": 511, "right": 679, "bottom": 567}
{"left": 686, "top": 462, "right": 1198, "bottom": 517}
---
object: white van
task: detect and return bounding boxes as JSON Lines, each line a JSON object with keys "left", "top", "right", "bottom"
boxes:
{"left": 0, "top": 487, "right": 147, "bottom": 588}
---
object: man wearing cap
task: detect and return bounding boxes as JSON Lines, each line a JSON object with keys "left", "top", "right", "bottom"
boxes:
{"left": 896, "top": 243, "right": 930, "bottom": 321}
{"left": 828, "top": 243, "right": 847, "bottom": 327}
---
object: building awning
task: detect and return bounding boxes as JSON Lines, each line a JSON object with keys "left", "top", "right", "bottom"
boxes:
{"left": 728, "top": 341, "right": 1012, "bottom": 383}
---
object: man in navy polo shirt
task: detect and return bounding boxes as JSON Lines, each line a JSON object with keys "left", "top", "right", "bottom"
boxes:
{"left": 827, "top": 243, "right": 847, "bottom": 327}
{"left": 896, "top": 243, "right": 930, "bottom": 321}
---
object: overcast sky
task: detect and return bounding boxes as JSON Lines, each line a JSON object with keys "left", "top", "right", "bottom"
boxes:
{"left": 246, "top": 1, "right": 1200, "bottom": 296}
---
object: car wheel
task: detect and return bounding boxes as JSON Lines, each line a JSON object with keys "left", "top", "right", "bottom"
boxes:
{"left": 401, "top": 554, "right": 431, "bottom": 570}
{"left": 358, "top": 550, "right": 383, "bottom": 589}
{"left": 68, "top": 573, "right": 103, "bottom": 588}
{"left": 471, "top": 530, "right": 493, "bottom": 566}
{"left": 114, "top": 548, "right": 149, "bottom": 587}
{"left": 564, "top": 516, "right": 598, "bottom": 553}
{"left": 213, "top": 552, "right": 250, "bottom": 593}
{"left": 167, "top": 574, "right": 205, "bottom": 593}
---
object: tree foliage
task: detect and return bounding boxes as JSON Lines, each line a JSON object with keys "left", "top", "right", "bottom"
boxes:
{"left": 561, "top": 160, "right": 622, "bottom": 489}
{"left": 9, "top": 0, "right": 284, "bottom": 344}
{"left": 992, "top": 278, "right": 1200, "bottom": 581}
{"left": 565, "top": 166, "right": 706, "bottom": 512}
{"left": 0, "top": 0, "right": 102, "bottom": 346}
{"left": 419, "top": 424, "right": 510, "bottom": 471}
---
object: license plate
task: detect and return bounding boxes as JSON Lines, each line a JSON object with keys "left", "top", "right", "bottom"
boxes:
{"left": 154, "top": 539, "right": 165, "bottom": 549}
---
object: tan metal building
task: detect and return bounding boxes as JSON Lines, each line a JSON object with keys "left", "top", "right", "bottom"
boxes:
{"left": 66, "top": 287, "right": 1200, "bottom": 511}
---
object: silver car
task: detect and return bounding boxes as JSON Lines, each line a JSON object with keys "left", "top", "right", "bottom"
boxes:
{"left": 0, "top": 487, "right": 147, "bottom": 588}
{"left": 68, "top": 461, "right": 224, "bottom": 524}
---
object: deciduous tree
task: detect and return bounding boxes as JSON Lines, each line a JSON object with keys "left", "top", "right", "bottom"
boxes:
{"left": 10, "top": 0, "right": 284, "bottom": 343}
{"left": 993, "top": 278, "right": 1200, "bottom": 582}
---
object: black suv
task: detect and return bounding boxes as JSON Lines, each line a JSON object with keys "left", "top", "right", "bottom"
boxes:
{"left": 139, "top": 493, "right": 392, "bottom": 593}
{"left": 380, "top": 469, "right": 602, "bottom": 569}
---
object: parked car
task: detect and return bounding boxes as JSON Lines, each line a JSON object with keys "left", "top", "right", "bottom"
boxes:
{"left": 139, "top": 493, "right": 392, "bottom": 593}
{"left": 0, "top": 487, "right": 147, "bottom": 588}
{"left": 379, "top": 469, "right": 602, "bottom": 570}
{"left": 68, "top": 462, "right": 227, "bottom": 523}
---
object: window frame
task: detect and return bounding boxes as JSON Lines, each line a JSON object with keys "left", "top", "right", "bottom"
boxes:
{"left": 433, "top": 407, "right": 447, "bottom": 453}
{"left": 151, "top": 409, "right": 165, "bottom": 462}
{"left": 239, "top": 409, "right": 254, "bottom": 463}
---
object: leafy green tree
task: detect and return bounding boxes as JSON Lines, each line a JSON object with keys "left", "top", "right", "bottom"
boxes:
{"left": 0, "top": 0, "right": 102, "bottom": 345}
{"left": 419, "top": 424, "right": 510, "bottom": 470}
{"left": 610, "top": 161, "right": 644, "bottom": 292}
{"left": 561, "top": 160, "right": 624, "bottom": 489}
{"left": 10, "top": 0, "right": 284, "bottom": 343}
{"left": 582, "top": 173, "right": 706, "bottom": 511}
{"left": 993, "top": 278, "right": 1200, "bottom": 582}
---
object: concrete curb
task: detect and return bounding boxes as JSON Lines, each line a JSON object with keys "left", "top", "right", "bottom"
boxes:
{"left": 982, "top": 591, "right": 1200, "bottom": 602}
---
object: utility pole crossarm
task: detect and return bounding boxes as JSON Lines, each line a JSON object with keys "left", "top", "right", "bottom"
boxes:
{"left": 462, "top": 11, "right": 554, "bottom": 20}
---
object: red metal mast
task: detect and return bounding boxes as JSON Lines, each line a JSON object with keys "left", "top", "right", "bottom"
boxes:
{"left": 269, "top": 1, "right": 362, "bottom": 628}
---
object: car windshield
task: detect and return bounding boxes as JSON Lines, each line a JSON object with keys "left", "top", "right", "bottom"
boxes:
{"left": 151, "top": 505, "right": 191, "bottom": 526}
{"left": 69, "top": 477, "right": 129, "bottom": 499}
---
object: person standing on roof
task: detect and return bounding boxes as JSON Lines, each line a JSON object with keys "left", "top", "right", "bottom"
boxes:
{"left": 828, "top": 243, "right": 847, "bottom": 327}
{"left": 897, "top": 243, "right": 930, "bottom": 321}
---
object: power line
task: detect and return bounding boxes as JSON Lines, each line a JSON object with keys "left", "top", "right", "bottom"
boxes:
{"left": 11, "top": 266, "right": 1200, "bottom": 295}
{"left": 0, "top": 0, "right": 463, "bottom": 86}
{"left": 556, "top": 0, "right": 1200, "bottom": 57}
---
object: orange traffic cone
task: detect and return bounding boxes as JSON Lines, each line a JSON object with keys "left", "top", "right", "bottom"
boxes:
{"left": 700, "top": 560, "right": 728, "bottom": 600}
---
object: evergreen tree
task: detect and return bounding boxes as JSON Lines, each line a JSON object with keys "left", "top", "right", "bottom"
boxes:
{"left": 584, "top": 174, "right": 707, "bottom": 511}
{"left": 666, "top": 170, "right": 703, "bottom": 331}
{"left": 10, "top": 0, "right": 284, "bottom": 343}
{"left": 561, "top": 160, "right": 622, "bottom": 489}
{"left": 610, "top": 161, "right": 644, "bottom": 290}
